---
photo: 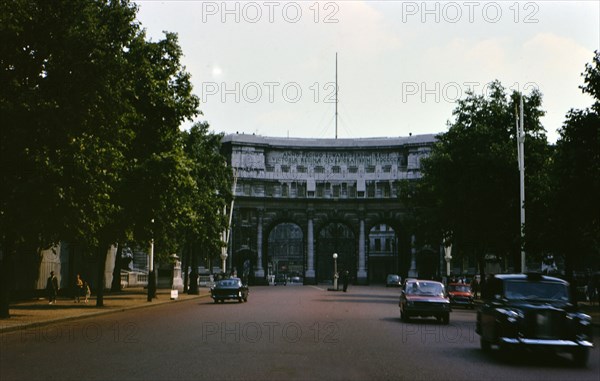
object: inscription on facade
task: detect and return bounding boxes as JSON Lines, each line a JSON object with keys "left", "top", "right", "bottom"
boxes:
{"left": 266, "top": 151, "right": 403, "bottom": 167}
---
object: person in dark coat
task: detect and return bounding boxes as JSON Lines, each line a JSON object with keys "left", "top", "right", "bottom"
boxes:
{"left": 342, "top": 270, "right": 350, "bottom": 292}
{"left": 46, "top": 271, "right": 59, "bottom": 304}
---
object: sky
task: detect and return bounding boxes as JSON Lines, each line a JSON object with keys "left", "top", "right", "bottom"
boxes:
{"left": 134, "top": 1, "right": 599, "bottom": 143}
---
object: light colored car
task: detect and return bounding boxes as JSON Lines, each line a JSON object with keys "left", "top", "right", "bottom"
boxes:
{"left": 386, "top": 274, "right": 402, "bottom": 287}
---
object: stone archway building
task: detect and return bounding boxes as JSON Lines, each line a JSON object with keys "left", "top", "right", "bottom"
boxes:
{"left": 220, "top": 133, "right": 436, "bottom": 285}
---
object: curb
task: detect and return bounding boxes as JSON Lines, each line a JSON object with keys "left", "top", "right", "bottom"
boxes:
{"left": 0, "top": 293, "right": 209, "bottom": 334}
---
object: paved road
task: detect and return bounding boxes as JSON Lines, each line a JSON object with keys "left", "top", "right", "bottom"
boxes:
{"left": 1, "top": 285, "right": 598, "bottom": 380}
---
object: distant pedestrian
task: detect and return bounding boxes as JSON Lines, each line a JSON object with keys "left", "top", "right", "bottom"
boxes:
{"left": 46, "top": 271, "right": 59, "bottom": 305}
{"left": 471, "top": 277, "right": 480, "bottom": 299}
{"left": 74, "top": 274, "right": 85, "bottom": 303}
{"left": 84, "top": 281, "right": 91, "bottom": 303}
{"left": 342, "top": 270, "right": 350, "bottom": 292}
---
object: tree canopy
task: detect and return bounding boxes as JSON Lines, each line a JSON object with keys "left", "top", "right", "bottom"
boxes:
{"left": 0, "top": 0, "right": 231, "bottom": 315}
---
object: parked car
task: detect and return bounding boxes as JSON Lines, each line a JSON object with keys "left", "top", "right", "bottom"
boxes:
{"left": 399, "top": 279, "right": 451, "bottom": 324}
{"left": 476, "top": 273, "right": 593, "bottom": 366}
{"left": 210, "top": 277, "right": 249, "bottom": 303}
{"left": 447, "top": 283, "right": 475, "bottom": 308}
{"left": 274, "top": 273, "right": 287, "bottom": 286}
{"left": 386, "top": 274, "right": 402, "bottom": 287}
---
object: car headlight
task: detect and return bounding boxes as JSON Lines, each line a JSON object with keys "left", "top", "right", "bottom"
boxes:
{"left": 498, "top": 308, "right": 523, "bottom": 323}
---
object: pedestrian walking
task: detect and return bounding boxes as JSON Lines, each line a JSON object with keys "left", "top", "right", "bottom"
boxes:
{"left": 74, "top": 274, "right": 84, "bottom": 303}
{"left": 342, "top": 270, "right": 350, "bottom": 292}
{"left": 46, "top": 271, "right": 59, "bottom": 304}
{"left": 84, "top": 281, "right": 91, "bottom": 303}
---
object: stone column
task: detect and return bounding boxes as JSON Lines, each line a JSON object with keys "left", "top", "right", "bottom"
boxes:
{"left": 408, "top": 235, "right": 418, "bottom": 278}
{"left": 357, "top": 218, "right": 367, "bottom": 284}
{"left": 255, "top": 209, "right": 265, "bottom": 278}
{"left": 305, "top": 211, "right": 315, "bottom": 283}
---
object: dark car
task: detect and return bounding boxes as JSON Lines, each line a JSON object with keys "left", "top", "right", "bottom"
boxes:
{"left": 447, "top": 283, "right": 475, "bottom": 308}
{"left": 476, "top": 273, "right": 593, "bottom": 366}
{"left": 210, "top": 277, "right": 249, "bottom": 303}
{"left": 386, "top": 274, "right": 402, "bottom": 287}
{"left": 399, "top": 279, "right": 451, "bottom": 324}
{"left": 274, "top": 273, "right": 287, "bottom": 286}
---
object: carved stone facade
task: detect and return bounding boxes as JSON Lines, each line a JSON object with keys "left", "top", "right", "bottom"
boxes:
{"left": 220, "top": 133, "right": 436, "bottom": 285}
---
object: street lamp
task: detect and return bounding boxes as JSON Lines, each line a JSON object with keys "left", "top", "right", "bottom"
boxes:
{"left": 333, "top": 253, "right": 339, "bottom": 290}
{"left": 444, "top": 244, "right": 452, "bottom": 278}
{"left": 148, "top": 218, "right": 156, "bottom": 302}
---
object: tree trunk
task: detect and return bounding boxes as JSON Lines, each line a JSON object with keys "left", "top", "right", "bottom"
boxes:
{"left": 110, "top": 244, "right": 123, "bottom": 292}
{"left": 188, "top": 242, "right": 199, "bottom": 295}
{"left": 0, "top": 239, "right": 15, "bottom": 318}
{"left": 96, "top": 246, "right": 108, "bottom": 307}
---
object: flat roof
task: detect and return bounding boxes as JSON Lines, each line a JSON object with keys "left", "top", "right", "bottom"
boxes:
{"left": 221, "top": 133, "right": 438, "bottom": 149}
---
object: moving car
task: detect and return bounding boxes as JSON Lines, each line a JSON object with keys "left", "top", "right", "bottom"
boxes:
{"left": 476, "top": 273, "right": 593, "bottom": 366}
{"left": 447, "top": 282, "right": 475, "bottom": 308}
{"left": 274, "top": 273, "right": 287, "bottom": 286}
{"left": 399, "top": 279, "right": 451, "bottom": 324}
{"left": 210, "top": 277, "right": 249, "bottom": 303}
{"left": 386, "top": 274, "right": 402, "bottom": 287}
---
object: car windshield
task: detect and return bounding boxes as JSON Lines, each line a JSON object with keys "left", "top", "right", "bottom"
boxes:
{"left": 406, "top": 282, "right": 444, "bottom": 296}
{"left": 503, "top": 280, "right": 569, "bottom": 301}
{"left": 217, "top": 279, "right": 240, "bottom": 287}
{"left": 449, "top": 285, "right": 470, "bottom": 293}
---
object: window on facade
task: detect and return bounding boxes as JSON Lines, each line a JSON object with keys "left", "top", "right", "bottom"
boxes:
{"left": 332, "top": 184, "right": 340, "bottom": 198}
{"left": 316, "top": 183, "right": 325, "bottom": 197}
{"left": 341, "top": 183, "right": 347, "bottom": 197}
{"left": 348, "top": 166, "right": 358, "bottom": 174}
{"left": 315, "top": 166, "right": 325, "bottom": 174}
{"left": 367, "top": 182, "right": 375, "bottom": 198}
{"left": 281, "top": 165, "right": 290, "bottom": 173}
{"left": 290, "top": 182, "right": 297, "bottom": 197}
{"left": 366, "top": 165, "right": 376, "bottom": 173}
{"left": 383, "top": 182, "right": 390, "bottom": 198}
{"left": 266, "top": 165, "right": 274, "bottom": 172}
{"left": 375, "top": 239, "right": 381, "bottom": 251}
{"left": 282, "top": 183, "right": 289, "bottom": 197}
{"left": 349, "top": 184, "right": 356, "bottom": 198}
{"left": 297, "top": 165, "right": 307, "bottom": 173}
{"left": 324, "top": 182, "right": 331, "bottom": 198}
{"left": 332, "top": 166, "right": 341, "bottom": 174}
{"left": 383, "top": 165, "right": 392, "bottom": 173}
{"left": 266, "top": 184, "right": 274, "bottom": 197}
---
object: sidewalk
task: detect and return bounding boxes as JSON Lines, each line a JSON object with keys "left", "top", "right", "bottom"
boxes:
{"left": 0, "top": 287, "right": 209, "bottom": 334}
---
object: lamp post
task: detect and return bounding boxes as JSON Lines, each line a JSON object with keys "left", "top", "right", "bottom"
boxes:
{"left": 444, "top": 244, "right": 452, "bottom": 278}
{"left": 147, "top": 218, "right": 156, "bottom": 302}
{"left": 333, "top": 253, "right": 339, "bottom": 290}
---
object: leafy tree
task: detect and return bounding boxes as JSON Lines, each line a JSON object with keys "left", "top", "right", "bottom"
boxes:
{"left": 550, "top": 51, "right": 600, "bottom": 273}
{"left": 0, "top": 0, "right": 140, "bottom": 315}
{"left": 407, "top": 81, "right": 549, "bottom": 279}
{"left": 0, "top": 0, "right": 203, "bottom": 313}
{"left": 180, "top": 123, "right": 232, "bottom": 294}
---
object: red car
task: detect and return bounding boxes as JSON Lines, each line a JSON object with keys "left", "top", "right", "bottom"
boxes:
{"left": 399, "top": 279, "right": 451, "bottom": 324}
{"left": 447, "top": 283, "right": 475, "bottom": 308}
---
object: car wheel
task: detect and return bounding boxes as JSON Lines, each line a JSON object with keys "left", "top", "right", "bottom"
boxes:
{"left": 480, "top": 337, "right": 491, "bottom": 352}
{"left": 213, "top": 299, "right": 218, "bottom": 304}
{"left": 572, "top": 348, "right": 589, "bottom": 367}
{"left": 238, "top": 297, "right": 243, "bottom": 303}
{"left": 442, "top": 313, "right": 450, "bottom": 325}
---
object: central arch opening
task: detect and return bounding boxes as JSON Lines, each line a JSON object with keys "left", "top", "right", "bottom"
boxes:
{"left": 267, "top": 223, "right": 304, "bottom": 282}
{"left": 316, "top": 222, "right": 356, "bottom": 283}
